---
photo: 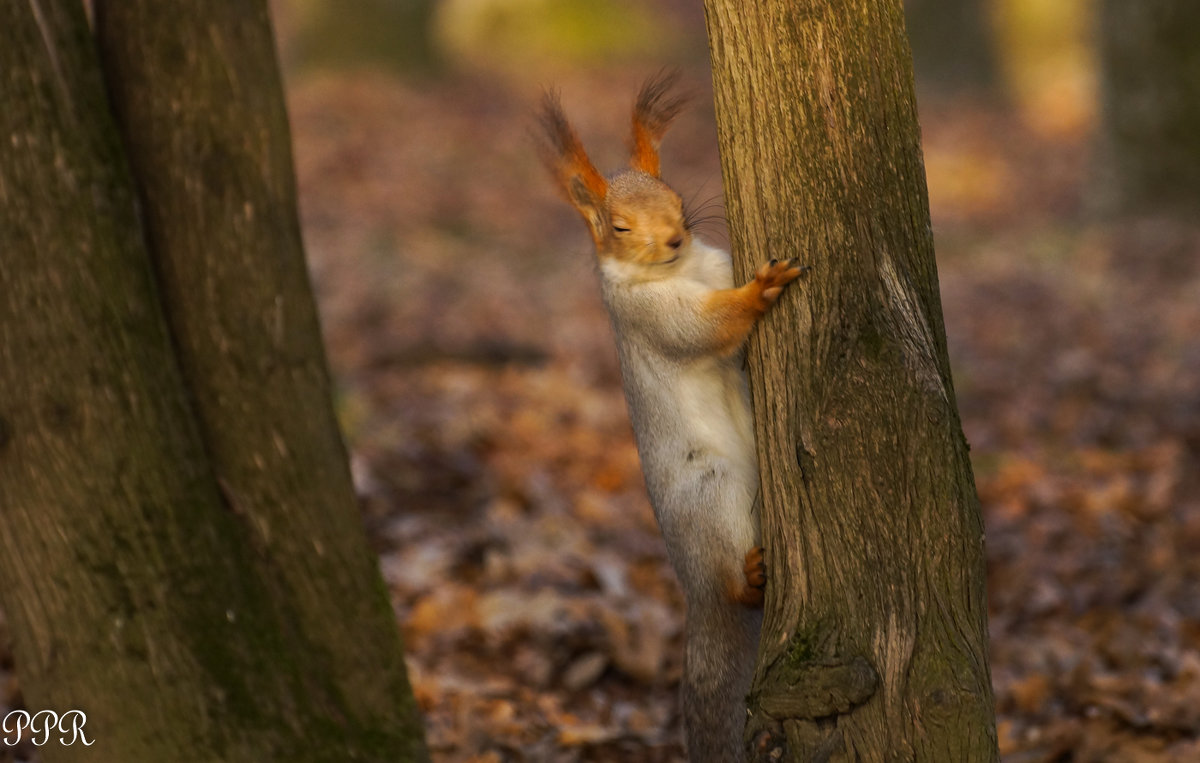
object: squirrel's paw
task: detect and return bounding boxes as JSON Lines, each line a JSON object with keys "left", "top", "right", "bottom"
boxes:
{"left": 734, "top": 546, "right": 766, "bottom": 609}
{"left": 755, "top": 258, "right": 806, "bottom": 308}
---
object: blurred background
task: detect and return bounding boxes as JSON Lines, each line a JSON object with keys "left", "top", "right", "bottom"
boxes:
{"left": 265, "top": 1, "right": 1200, "bottom": 760}
{"left": 7, "top": 1, "right": 1200, "bottom": 761}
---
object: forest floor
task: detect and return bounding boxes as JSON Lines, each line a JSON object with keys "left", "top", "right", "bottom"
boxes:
{"left": 4, "top": 65, "right": 1200, "bottom": 762}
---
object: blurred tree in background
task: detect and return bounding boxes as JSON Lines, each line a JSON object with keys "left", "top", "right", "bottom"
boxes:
{"left": 290, "top": 0, "right": 441, "bottom": 73}
{"left": 905, "top": 0, "right": 1000, "bottom": 97}
{"left": 279, "top": 0, "right": 684, "bottom": 78}
{"left": 435, "top": 0, "right": 677, "bottom": 76}
{"left": 0, "top": 1, "right": 426, "bottom": 759}
{"left": 1097, "top": 0, "right": 1200, "bottom": 216}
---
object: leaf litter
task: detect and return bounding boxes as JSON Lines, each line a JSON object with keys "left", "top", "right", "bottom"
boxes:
{"left": 3, "top": 68, "right": 1199, "bottom": 763}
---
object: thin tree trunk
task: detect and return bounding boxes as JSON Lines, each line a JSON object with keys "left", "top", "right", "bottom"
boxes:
{"left": 0, "top": 1, "right": 427, "bottom": 759}
{"left": 1096, "top": 0, "right": 1200, "bottom": 215}
{"left": 701, "top": 1, "right": 998, "bottom": 759}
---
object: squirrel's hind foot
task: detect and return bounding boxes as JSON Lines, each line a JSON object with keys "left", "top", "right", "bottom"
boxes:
{"left": 734, "top": 546, "right": 766, "bottom": 608}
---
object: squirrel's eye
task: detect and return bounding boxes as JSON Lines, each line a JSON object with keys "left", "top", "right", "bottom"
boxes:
{"left": 612, "top": 225, "right": 630, "bottom": 233}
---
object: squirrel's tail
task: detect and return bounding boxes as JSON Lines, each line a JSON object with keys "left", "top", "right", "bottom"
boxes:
{"left": 681, "top": 600, "right": 762, "bottom": 761}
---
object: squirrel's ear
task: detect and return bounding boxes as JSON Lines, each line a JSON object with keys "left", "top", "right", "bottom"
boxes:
{"left": 630, "top": 70, "right": 689, "bottom": 177}
{"left": 536, "top": 90, "right": 609, "bottom": 242}
{"left": 568, "top": 176, "right": 608, "bottom": 242}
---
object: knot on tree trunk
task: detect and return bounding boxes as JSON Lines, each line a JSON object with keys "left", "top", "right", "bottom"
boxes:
{"left": 754, "top": 655, "right": 878, "bottom": 720}
{"left": 745, "top": 656, "right": 878, "bottom": 762}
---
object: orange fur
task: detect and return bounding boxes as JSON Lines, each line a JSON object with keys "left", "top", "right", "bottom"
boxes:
{"left": 730, "top": 546, "right": 766, "bottom": 608}
{"left": 536, "top": 91, "right": 608, "bottom": 240}
{"left": 702, "top": 285, "right": 767, "bottom": 356}
{"left": 702, "top": 259, "right": 804, "bottom": 355}
{"left": 630, "top": 71, "right": 689, "bottom": 177}
{"left": 537, "top": 77, "right": 808, "bottom": 760}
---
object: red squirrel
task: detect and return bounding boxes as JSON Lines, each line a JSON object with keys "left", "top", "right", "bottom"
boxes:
{"left": 537, "top": 72, "right": 804, "bottom": 760}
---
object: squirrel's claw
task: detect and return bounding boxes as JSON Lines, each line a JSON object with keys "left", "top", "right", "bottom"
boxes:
{"left": 754, "top": 259, "right": 805, "bottom": 311}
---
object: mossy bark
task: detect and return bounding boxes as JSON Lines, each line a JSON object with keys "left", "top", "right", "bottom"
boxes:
{"left": 1096, "top": 0, "right": 1200, "bottom": 215}
{"left": 0, "top": 1, "right": 426, "bottom": 760}
{"left": 701, "top": 1, "right": 998, "bottom": 760}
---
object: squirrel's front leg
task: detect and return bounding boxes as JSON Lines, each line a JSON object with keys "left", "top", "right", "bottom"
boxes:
{"left": 703, "top": 258, "right": 806, "bottom": 355}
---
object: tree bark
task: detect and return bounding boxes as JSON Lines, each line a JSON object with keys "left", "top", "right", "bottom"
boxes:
{"left": 701, "top": 1, "right": 998, "bottom": 760}
{"left": 1096, "top": 0, "right": 1200, "bottom": 215}
{"left": 0, "top": 1, "right": 426, "bottom": 760}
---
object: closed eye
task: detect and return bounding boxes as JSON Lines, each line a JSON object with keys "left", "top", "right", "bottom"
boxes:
{"left": 613, "top": 225, "right": 630, "bottom": 233}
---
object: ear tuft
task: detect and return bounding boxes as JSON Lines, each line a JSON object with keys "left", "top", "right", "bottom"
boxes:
{"left": 630, "top": 70, "right": 690, "bottom": 177}
{"left": 535, "top": 90, "right": 608, "bottom": 214}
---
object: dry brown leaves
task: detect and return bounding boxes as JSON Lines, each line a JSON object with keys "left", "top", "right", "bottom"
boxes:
{"left": 295, "top": 71, "right": 1200, "bottom": 760}
{"left": 3, "top": 63, "right": 1200, "bottom": 763}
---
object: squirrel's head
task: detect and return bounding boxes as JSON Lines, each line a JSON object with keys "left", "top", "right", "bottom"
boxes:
{"left": 538, "top": 72, "right": 692, "bottom": 266}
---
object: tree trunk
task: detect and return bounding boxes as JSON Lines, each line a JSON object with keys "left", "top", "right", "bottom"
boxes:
{"left": 1096, "top": 0, "right": 1200, "bottom": 215}
{"left": 701, "top": 1, "right": 998, "bottom": 760}
{"left": 0, "top": 1, "right": 426, "bottom": 760}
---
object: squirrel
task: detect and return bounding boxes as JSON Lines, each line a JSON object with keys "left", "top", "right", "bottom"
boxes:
{"left": 537, "top": 72, "right": 805, "bottom": 760}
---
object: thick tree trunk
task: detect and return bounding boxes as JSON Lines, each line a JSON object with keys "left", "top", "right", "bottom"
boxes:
{"left": 0, "top": 1, "right": 426, "bottom": 760}
{"left": 701, "top": 1, "right": 998, "bottom": 760}
{"left": 1096, "top": 0, "right": 1200, "bottom": 215}
{"left": 93, "top": 1, "right": 426, "bottom": 744}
